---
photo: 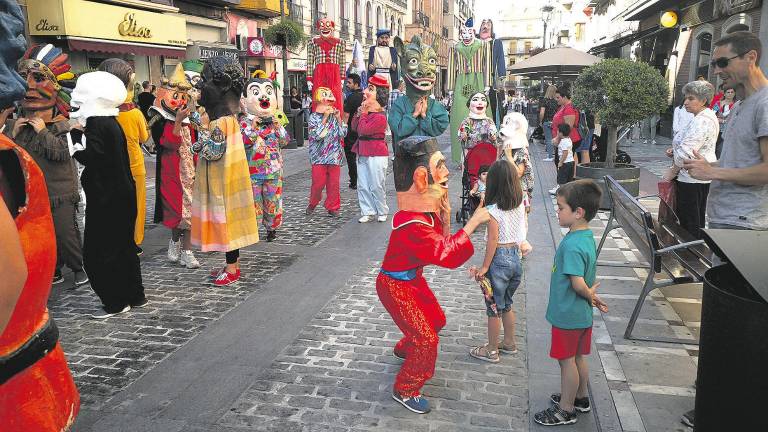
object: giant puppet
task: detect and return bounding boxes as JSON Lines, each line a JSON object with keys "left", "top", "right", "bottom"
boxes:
{"left": 191, "top": 55, "right": 259, "bottom": 287}
{"left": 307, "top": 18, "right": 346, "bottom": 112}
{"left": 242, "top": 70, "right": 289, "bottom": 242}
{"left": 0, "top": 1, "right": 80, "bottom": 427}
{"left": 68, "top": 71, "right": 146, "bottom": 317}
{"left": 378, "top": 135, "right": 488, "bottom": 414}
{"left": 478, "top": 19, "right": 506, "bottom": 125}
{"left": 388, "top": 36, "right": 449, "bottom": 152}
{"left": 148, "top": 64, "right": 199, "bottom": 268}
{"left": 367, "top": 28, "right": 399, "bottom": 89}
{"left": 447, "top": 18, "right": 493, "bottom": 163}
{"left": 10, "top": 44, "right": 87, "bottom": 287}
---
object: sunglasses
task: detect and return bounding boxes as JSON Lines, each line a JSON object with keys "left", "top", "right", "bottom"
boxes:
{"left": 710, "top": 53, "right": 742, "bottom": 69}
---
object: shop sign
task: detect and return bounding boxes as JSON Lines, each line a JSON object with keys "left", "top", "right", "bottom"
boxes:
{"left": 287, "top": 58, "right": 307, "bottom": 71}
{"left": 246, "top": 37, "right": 282, "bottom": 58}
{"left": 198, "top": 46, "right": 241, "bottom": 61}
{"left": 715, "top": 0, "right": 762, "bottom": 17}
{"left": 27, "top": 0, "right": 187, "bottom": 47}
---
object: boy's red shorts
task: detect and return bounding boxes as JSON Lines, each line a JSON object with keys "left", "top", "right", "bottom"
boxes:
{"left": 550, "top": 326, "right": 592, "bottom": 360}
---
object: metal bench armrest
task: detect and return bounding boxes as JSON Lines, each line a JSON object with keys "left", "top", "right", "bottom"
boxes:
{"left": 656, "top": 240, "right": 706, "bottom": 254}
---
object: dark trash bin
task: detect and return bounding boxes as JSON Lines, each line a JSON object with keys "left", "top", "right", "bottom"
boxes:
{"left": 285, "top": 110, "right": 304, "bottom": 148}
{"left": 694, "top": 230, "right": 768, "bottom": 431}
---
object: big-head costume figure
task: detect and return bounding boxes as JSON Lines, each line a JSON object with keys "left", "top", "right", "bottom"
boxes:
{"left": 242, "top": 70, "right": 288, "bottom": 242}
{"left": 478, "top": 19, "right": 506, "bottom": 125}
{"left": 447, "top": 18, "right": 493, "bottom": 163}
{"left": 191, "top": 55, "right": 259, "bottom": 286}
{"left": 388, "top": 36, "right": 449, "bottom": 154}
{"left": 378, "top": 136, "right": 487, "bottom": 414}
{"left": 9, "top": 44, "right": 87, "bottom": 286}
{"left": 68, "top": 71, "right": 147, "bottom": 316}
{"left": 307, "top": 18, "right": 346, "bottom": 112}
{"left": 0, "top": 1, "right": 80, "bottom": 427}
{"left": 367, "top": 28, "right": 399, "bottom": 89}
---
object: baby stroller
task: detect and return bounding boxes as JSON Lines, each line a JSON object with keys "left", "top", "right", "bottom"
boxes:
{"left": 456, "top": 142, "right": 497, "bottom": 225}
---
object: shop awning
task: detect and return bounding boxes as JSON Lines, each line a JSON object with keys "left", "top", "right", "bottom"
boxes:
{"left": 589, "top": 26, "right": 663, "bottom": 55}
{"left": 507, "top": 46, "right": 600, "bottom": 78}
{"left": 67, "top": 37, "right": 186, "bottom": 58}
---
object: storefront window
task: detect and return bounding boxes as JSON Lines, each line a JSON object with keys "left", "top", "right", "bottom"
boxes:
{"left": 696, "top": 32, "right": 712, "bottom": 80}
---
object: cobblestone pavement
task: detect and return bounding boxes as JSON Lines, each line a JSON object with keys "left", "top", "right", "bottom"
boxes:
{"left": 219, "top": 245, "right": 530, "bottom": 432}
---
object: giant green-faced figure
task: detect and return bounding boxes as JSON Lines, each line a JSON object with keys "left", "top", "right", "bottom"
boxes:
{"left": 388, "top": 35, "right": 449, "bottom": 158}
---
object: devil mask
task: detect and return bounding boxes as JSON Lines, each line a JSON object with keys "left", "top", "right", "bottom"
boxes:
{"left": 394, "top": 135, "right": 450, "bottom": 213}
{"left": 394, "top": 35, "right": 437, "bottom": 99}
{"left": 69, "top": 71, "right": 127, "bottom": 127}
{"left": 317, "top": 18, "right": 336, "bottom": 39}
{"left": 18, "top": 44, "right": 75, "bottom": 117}
{"left": 467, "top": 92, "right": 488, "bottom": 119}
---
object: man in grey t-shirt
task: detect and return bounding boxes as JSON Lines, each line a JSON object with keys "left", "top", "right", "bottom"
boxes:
{"left": 684, "top": 31, "right": 768, "bottom": 231}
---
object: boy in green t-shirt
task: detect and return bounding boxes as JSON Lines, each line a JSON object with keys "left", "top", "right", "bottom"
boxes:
{"left": 534, "top": 179, "right": 609, "bottom": 426}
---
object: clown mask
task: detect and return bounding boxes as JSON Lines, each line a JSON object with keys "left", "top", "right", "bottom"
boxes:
{"left": 314, "top": 86, "right": 336, "bottom": 112}
{"left": 468, "top": 92, "right": 488, "bottom": 119}
{"left": 317, "top": 18, "right": 335, "bottom": 39}
{"left": 479, "top": 20, "right": 493, "bottom": 41}
{"left": 460, "top": 25, "right": 475, "bottom": 46}
{"left": 245, "top": 79, "right": 277, "bottom": 119}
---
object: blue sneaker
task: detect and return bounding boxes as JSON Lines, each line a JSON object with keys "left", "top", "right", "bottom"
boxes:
{"left": 392, "top": 390, "right": 431, "bottom": 414}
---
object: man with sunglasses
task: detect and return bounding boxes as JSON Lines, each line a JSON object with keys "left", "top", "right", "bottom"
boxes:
{"left": 683, "top": 31, "right": 768, "bottom": 234}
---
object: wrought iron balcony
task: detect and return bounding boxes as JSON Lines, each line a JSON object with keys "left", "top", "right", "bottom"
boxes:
{"left": 413, "top": 10, "right": 430, "bottom": 29}
{"left": 354, "top": 22, "right": 362, "bottom": 40}
{"left": 288, "top": 2, "right": 303, "bottom": 25}
{"left": 366, "top": 25, "right": 374, "bottom": 44}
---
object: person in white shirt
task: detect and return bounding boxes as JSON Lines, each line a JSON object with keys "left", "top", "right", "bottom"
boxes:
{"left": 550, "top": 123, "right": 574, "bottom": 195}
{"left": 673, "top": 101, "right": 695, "bottom": 140}
{"left": 662, "top": 80, "right": 719, "bottom": 239}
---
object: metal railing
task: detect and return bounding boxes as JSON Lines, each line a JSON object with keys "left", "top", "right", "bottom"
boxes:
{"left": 413, "top": 10, "right": 429, "bottom": 28}
{"left": 366, "top": 25, "right": 374, "bottom": 44}
{"left": 443, "top": 0, "right": 449, "bottom": 14}
{"left": 340, "top": 18, "right": 350, "bottom": 39}
{"left": 354, "top": 22, "right": 362, "bottom": 40}
{"left": 288, "top": 2, "right": 303, "bottom": 25}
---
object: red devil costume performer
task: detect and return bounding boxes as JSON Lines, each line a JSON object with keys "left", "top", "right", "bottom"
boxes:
{"left": 0, "top": 1, "right": 80, "bottom": 427}
{"left": 378, "top": 135, "right": 488, "bottom": 414}
{"left": 307, "top": 18, "right": 346, "bottom": 112}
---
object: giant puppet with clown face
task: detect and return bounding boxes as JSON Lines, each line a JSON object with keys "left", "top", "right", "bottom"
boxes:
{"left": 376, "top": 135, "right": 488, "bottom": 414}
{"left": 241, "top": 70, "right": 289, "bottom": 239}
{"left": 388, "top": 35, "right": 449, "bottom": 155}
{"left": 447, "top": 18, "right": 493, "bottom": 163}
{"left": 306, "top": 18, "right": 346, "bottom": 112}
{"left": 367, "top": 28, "right": 399, "bottom": 89}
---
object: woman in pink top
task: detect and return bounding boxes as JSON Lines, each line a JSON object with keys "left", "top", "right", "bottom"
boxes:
{"left": 551, "top": 85, "right": 581, "bottom": 169}
{"left": 352, "top": 75, "right": 390, "bottom": 223}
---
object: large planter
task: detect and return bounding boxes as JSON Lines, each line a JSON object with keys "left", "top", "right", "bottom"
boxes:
{"left": 574, "top": 162, "right": 640, "bottom": 209}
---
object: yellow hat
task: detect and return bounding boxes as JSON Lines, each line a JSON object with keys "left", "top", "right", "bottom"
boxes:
{"left": 169, "top": 63, "right": 191, "bottom": 91}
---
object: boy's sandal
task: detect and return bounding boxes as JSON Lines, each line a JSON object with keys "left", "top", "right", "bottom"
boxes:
{"left": 533, "top": 406, "right": 578, "bottom": 426}
{"left": 498, "top": 343, "right": 518, "bottom": 354}
{"left": 469, "top": 345, "right": 500, "bottom": 363}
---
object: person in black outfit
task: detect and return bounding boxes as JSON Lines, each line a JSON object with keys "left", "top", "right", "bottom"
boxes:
{"left": 68, "top": 71, "right": 145, "bottom": 318}
{"left": 290, "top": 86, "right": 302, "bottom": 110}
{"left": 137, "top": 80, "right": 155, "bottom": 120}
{"left": 343, "top": 73, "right": 364, "bottom": 189}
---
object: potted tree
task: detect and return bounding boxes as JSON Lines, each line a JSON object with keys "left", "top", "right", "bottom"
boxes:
{"left": 264, "top": 18, "right": 307, "bottom": 148}
{"left": 573, "top": 58, "right": 668, "bottom": 208}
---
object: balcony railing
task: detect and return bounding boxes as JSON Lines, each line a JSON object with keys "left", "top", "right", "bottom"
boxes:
{"left": 366, "top": 25, "right": 374, "bottom": 44}
{"left": 340, "top": 18, "right": 350, "bottom": 39}
{"left": 288, "top": 2, "right": 303, "bottom": 25}
{"left": 413, "top": 10, "right": 430, "bottom": 29}
{"left": 354, "top": 22, "right": 362, "bottom": 40}
{"left": 442, "top": 0, "right": 449, "bottom": 14}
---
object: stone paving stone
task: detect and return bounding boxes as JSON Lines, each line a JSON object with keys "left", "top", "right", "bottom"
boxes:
{"left": 219, "top": 235, "right": 531, "bottom": 432}
{"left": 48, "top": 249, "right": 296, "bottom": 408}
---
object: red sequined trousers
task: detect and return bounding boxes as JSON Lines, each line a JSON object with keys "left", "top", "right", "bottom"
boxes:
{"left": 376, "top": 271, "right": 446, "bottom": 396}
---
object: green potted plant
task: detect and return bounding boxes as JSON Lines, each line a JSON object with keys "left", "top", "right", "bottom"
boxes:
{"left": 573, "top": 58, "right": 668, "bottom": 207}
{"left": 263, "top": 18, "right": 307, "bottom": 52}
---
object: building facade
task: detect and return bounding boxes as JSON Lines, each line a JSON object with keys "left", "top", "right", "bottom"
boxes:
{"left": 406, "top": 0, "right": 451, "bottom": 95}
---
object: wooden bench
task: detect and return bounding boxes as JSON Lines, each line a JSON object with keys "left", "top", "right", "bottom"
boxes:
{"left": 596, "top": 176, "right": 712, "bottom": 344}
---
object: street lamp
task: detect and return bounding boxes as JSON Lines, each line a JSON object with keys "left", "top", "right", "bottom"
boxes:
{"left": 540, "top": 3, "right": 554, "bottom": 92}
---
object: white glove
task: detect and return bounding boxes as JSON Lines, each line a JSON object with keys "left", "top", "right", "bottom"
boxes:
{"left": 67, "top": 132, "right": 86, "bottom": 156}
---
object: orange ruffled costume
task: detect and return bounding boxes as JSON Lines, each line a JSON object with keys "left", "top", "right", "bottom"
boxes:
{"left": 0, "top": 134, "right": 80, "bottom": 431}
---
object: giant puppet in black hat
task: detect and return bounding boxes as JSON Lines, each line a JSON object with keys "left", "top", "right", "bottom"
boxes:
{"left": 367, "top": 28, "right": 399, "bottom": 89}
{"left": 375, "top": 135, "right": 488, "bottom": 415}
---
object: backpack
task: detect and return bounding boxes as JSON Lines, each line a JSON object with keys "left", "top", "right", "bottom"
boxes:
{"left": 577, "top": 111, "right": 590, "bottom": 143}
